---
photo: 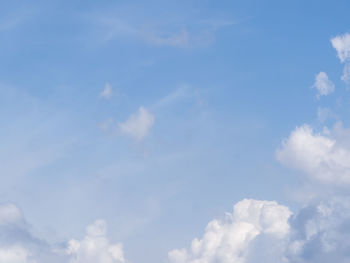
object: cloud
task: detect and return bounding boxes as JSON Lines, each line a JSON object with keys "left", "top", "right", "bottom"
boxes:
{"left": 285, "top": 197, "right": 350, "bottom": 263}
{"left": 141, "top": 28, "right": 189, "bottom": 48}
{"left": 153, "top": 85, "right": 192, "bottom": 109}
{"left": 90, "top": 14, "right": 234, "bottom": 48}
{"left": 276, "top": 124, "right": 350, "bottom": 184}
{"left": 331, "top": 33, "right": 350, "bottom": 63}
{"left": 0, "top": 204, "right": 34, "bottom": 263}
{"left": 0, "top": 246, "right": 34, "bottom": 263}
{"left": 341, "top": 63, "right": 350, "bottom": 84}
{"left": 0, "top": 203, "right": 61, "bottom": 263}
{"left": 0, "top": 203, "right": 127, "bottom": 263}
{"left": 168, "top": 197, "right": 350, "bottom": 263}
{"left": 100, "top": 83, "right": 113, "bottom": 99}
{"left": 331, "top": 33, "right": 350, "bottom": 84}
{"left": 168, "top": 199, "right": 292, "bottom": 263}
{"left": 67, "top": 220, "right": 125, "bottom": 263}
{"left": 312, "top": 72, "right": 335, "bottom": 98}
{"left": 118, "top": 107, "right": 155, "bottom": 141}
{"left": 0, "top": 204, "right": 23, "bottom": 226}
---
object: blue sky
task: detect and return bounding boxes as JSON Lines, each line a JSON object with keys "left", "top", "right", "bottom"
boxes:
{"left": 2, "top": 1, "right": 350, "bottom": 263}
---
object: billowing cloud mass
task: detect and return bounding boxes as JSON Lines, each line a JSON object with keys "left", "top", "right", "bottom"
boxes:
{"left": 168, "top": 197, "right": 350, "bottom": 263}
{"left": 276, "top": 124, "right": 350, "bottom": 184}
{"left": 67, "top": 220, "right": 125, "bottom": 263}
{"left": 331, "top": 33, "right": 350, "bottom": 84}
{"left": 118, "top": 107, "right": 155, "bottom": 141}
{"left": 168, "top": 199, "right": 292, "bottom": 263}
{"left": 312, "top": 72, "right": 334, "bottom": 97}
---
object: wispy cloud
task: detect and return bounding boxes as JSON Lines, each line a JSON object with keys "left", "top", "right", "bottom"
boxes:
{"left": 100, "top": 82, "right": 113, "bottom": 99}
{"left": 312, "top": 72, "right": 335, "bottom": 98}
{"left": 87, "top": 13, "right": 236, "bottom": 48}
{"left": 0, "top": 7, "right": 36, "bottom": 32}
{"left": 331, "top": 33, "right": 350, "bottom": 84}
{"left": 118, "top": 107, "right": 155, "bottom": 141}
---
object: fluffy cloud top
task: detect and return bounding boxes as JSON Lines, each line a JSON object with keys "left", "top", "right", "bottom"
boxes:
{"left": 312, "top": 72, "right": 335, "bottom": 97}
{"left": 168, "top": 199, "right": 292, "bottom": 263}
{"left": 67, "top": 220, "right": 125, "bottom": 263}
{"left": 331, "top": 33, "right": 350, "bottom": 84}
{"left": 118, "top": 107, "right": 155, "bottom": 141}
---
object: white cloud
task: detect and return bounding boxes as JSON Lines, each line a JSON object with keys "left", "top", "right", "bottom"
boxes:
{"left": 168, "top": 199, "right": 292, "bottom": 263}
{"left": 0, "top": 205, "right": 33, "bottom": 262}
{"left": 317, "top": 107, "right": 336, "bottom": 123}
{"left": 331, "top": 33, "right": 350, "bottom": 84}
{"left": 0, "top": 246, "right": 33, "bottom": 263}
{"left": 276, "top": 124, "right": 350, "bottom": 184}
{"left": 331, "top": 33, "right": 350, "bottom": 63}
{"left": 169, "top": 197, "right": 350, "bottom": 263}
{"left": 118, "top": 107, "right": 155, "bottom": 141}
{"left": 285, "top": 197, "right": 350, "bottom": 263}
{"left": 0, "top": 202, "right": 127, "bottom": 263}
{"left": 67, "top": 220, "right": 125, "bottom": 263}
{"left": 100, "top": 83, "right": 113, "bottom": 99}
{"left": 312, "top": 72, "right": 335, "bottom": 97}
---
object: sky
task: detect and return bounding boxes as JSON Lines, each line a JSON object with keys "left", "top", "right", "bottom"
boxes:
{"left": 1, "top": 0, "right": 350, "bottom": 262}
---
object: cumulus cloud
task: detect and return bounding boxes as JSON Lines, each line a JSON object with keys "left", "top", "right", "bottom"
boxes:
{"left": 67, "top": 220, "right": 125, "bottom": 263}
{"left": 331, "top": 33, "right": 350, "bottom": 84}
{"left": 312, "top": 72, "right": 335, "bottom": 97}
{"left": 118, "top": 107, "right": 155, "bottom": 141}
{"left": 285, "top": 197, "right": 350, "bottom": 263}
{"left": 169, "top": 197, "right": 350, "bottom": 263}
{"left": 331, "top": 33, "right": 350, "bottom": 63}
{"left": 276, "top": 124, "right": 350, "bottom": 184}
{"left": 168, "top": 199, "right": 292, "bottom": 263}
{"left": 0, "top": 203, "right": 127, "bottom": 263}
{"left": 100, "top": 83, "right": 113, "bottom": 99}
